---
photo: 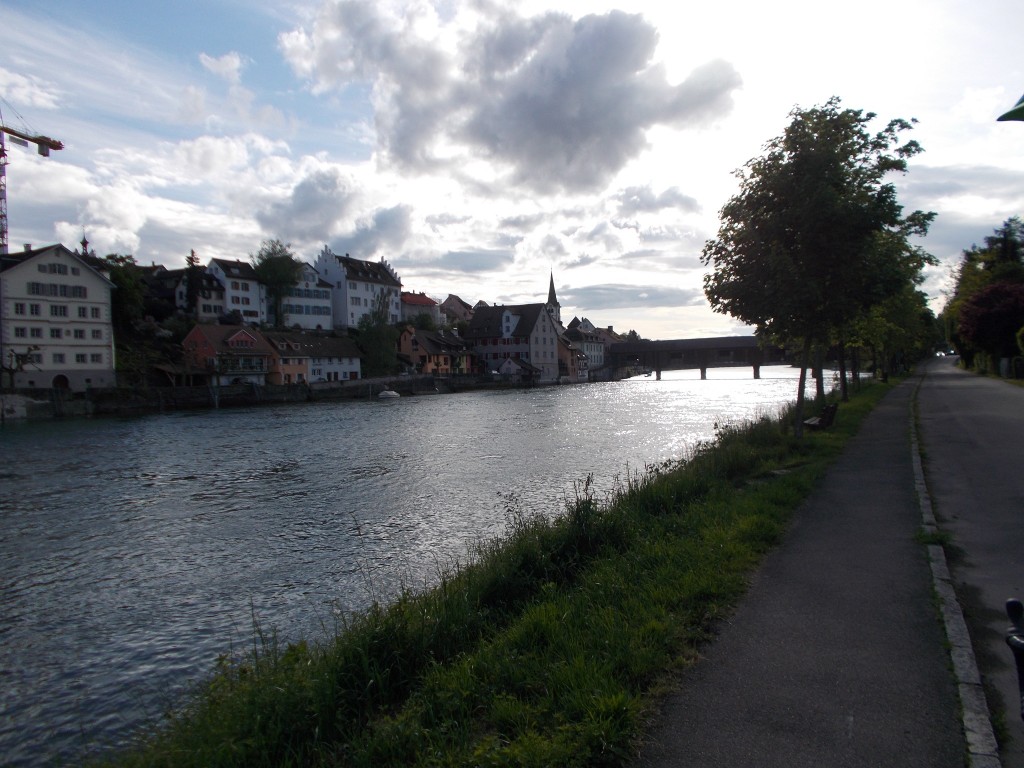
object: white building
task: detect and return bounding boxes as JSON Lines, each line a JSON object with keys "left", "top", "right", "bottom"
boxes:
{"left": 207, "top": 258, "right": 266, "bottom": 324}
{"left": 314, "top": 246, "right": 401, "bottom": 329}
{"left": 280, "top": 263, "right": 333, "bottom": 330}
{"left": 0, "top": 244, "right": 116, "bottom": 391}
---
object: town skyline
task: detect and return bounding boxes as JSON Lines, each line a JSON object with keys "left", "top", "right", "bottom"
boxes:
{"left": 2, "top": 0, "right": 1023, "bottom": 340}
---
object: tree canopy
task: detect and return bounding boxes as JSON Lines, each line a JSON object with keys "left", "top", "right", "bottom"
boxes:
{"left": 701, "top": 97, "right": 935, "bottom": 430}
{"left": 942, "top": 217, "right": 1024, "bottom": 369}
{"left": 251, "top": 239, "right": 301, "bottom": 328}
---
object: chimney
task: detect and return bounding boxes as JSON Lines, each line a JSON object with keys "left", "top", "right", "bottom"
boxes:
{"left": 23, "top": 244, "right": 32, "bottom": 252}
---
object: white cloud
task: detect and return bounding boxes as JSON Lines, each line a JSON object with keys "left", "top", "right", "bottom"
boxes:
{"left": 199, "top": 52, "right": 246, "bottom": 84}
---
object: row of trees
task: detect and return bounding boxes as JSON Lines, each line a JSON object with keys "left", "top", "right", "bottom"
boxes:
{"left": 940, "top": 217, "right": 1024, "bottom": 373}
{"left": 701, "top": 97, "right": 940, "bottom": 435}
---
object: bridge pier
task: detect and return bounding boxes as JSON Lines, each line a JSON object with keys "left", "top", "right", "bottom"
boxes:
{"left": 753, "top": 364, "right": 761, "bottom": 379}
{"left": 700, "top": 367, "right": 707, "bottom": 380}
{"left": 656, "top": 368, "right": 661, "bottom": 381}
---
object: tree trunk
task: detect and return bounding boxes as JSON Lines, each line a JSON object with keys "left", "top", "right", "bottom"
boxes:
{"left": 814, "top": 346, "right": 826, "bottom": 401}
{"left": 838, "top": 338, "right": 849, "bottom": 402}
{"left": 795, "top": 338, "right": 811, "bottom": 439}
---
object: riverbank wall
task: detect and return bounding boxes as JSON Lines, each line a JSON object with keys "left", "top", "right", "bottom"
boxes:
{"left": 0, "top": 374, "right": 551, "bottom": 422}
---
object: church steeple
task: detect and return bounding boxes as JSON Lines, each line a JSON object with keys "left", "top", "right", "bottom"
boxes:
{"left": 546, "top": 270, "right": 561, "bottom": 325}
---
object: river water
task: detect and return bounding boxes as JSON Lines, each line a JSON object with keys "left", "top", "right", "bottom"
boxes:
{"left": 0, "top": 367, "right": 811, "bottom": 766}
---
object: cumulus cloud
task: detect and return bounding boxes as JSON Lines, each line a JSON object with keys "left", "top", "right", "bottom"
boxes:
{"left": 332, "top": 204, "right": 414, "bottom": 257}
{"left": 0, "top": 67, "right": 62, "bottom": 110}
{"left": 256, "top": 167, "right": 358, "bottom": 241}
{"left": 280, "top": 2, "right": 741, "bottom": 194}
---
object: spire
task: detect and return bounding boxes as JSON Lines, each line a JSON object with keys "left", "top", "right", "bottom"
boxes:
{"left": 548, "top": 270, "right": 558, "bottom": 306}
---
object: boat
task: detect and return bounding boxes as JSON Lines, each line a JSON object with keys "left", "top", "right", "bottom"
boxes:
{"left": 378, "top": 389, "right": 400, "bottom": 399}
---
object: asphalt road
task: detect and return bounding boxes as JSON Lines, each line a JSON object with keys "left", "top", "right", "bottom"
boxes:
{"left": 636, "top": 370, "right": 965, "bottom": 767}
{"left": 917, "top": 356, "right": 1024, "bottom": 766}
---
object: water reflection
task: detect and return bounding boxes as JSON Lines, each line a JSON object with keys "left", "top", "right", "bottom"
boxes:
{"left": 0, "top": 367, "right": 809, "bottom": 765}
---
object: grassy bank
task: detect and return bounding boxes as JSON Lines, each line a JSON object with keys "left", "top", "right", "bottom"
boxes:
{"left": 103, "top": 380, "right": 892, "bottom": 768}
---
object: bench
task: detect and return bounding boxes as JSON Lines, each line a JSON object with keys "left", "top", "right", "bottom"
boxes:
{"left": 804, "top": 402, "right": 838, "bottom": 431}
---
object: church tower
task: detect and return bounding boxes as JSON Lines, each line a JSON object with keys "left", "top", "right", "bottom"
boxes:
{"left": 546, "top": 270, "right": 561, "bottom": 325}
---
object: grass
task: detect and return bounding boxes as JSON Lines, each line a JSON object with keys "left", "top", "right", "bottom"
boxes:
{"left": 100, "top": 380, "right": 893, "bottom": 768}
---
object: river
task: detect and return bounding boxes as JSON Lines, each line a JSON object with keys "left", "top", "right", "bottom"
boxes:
{"left": 0, "top": 367, "right": 812, "bottom": 766}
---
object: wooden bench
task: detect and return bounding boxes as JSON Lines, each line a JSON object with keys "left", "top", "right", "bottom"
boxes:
{"left": 804, "top": 402, "right": 838, "bottom": 431}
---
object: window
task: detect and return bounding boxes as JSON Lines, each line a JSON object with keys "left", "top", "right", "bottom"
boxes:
{"left": 14, "top": 327, "right": 26, "bottom": 338}
{"left": 90, "top": 307, "right": 100, "bottom": 319}
{"left": 50, "top": 328, "right": 62, "bottom": 339}
{"left": 53, "top": 353, "right": 65, "bottom": 364}
{"left": 231, "top": 281, "right": 239, "bottom": 290}
{"left": 14, "top": 303, "right": 25, "bottom": 315}
{"left": 51, "top": 305, "right": 68, "bottom": 317}
{"left": 91, "top": 354, "right": 103, "bottom": 364}
{"left": 74, "top": 329, "right": 85, "bottom": 339}
{"left": 75, "top": 354, "right": 87, "bottom": 364}
{"left": 78, "top": 307, "right": 88, "bottom": 318}
{"left": 30, "top": 304, "right": 41, "bottom": 316}
{"left": 30, "top": 328, "right": 43, "bottom": 338}
{"left": 91, "top": 329, "right": 102, "bottom": 339}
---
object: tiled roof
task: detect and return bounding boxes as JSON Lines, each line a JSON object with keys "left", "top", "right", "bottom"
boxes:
{"left": 402, "top": 292, "right": 438, "bottom": 307}
{"left": 209, "top": 258, "right": 259, "bottom": 280}
{"left": 465, "top": 303, "right": 549, "bottom": 339}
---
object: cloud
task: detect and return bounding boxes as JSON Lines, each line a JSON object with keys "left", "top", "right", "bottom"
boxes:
{"left": 565, "top": 282, "right": 706, "bottom": 311}
{"left": 436, "top": 248, "right": 516, "bottom": 273}
{"left": 332, "top": 204, "right": 414, "bottom": 257}
{"left": 280, "top": 2, "right": 742, "bottom": 194}
{"left": 199, "top": 52, "right": 246, "bottom": 84}
{"left": 615, "top": 185, "right": 700, "bottom": 216}
{"left": 256, "top": 167, "right": 358, "bottom": 241}
{"left": 0, "top": 67, "right": 62, "bottom": 110}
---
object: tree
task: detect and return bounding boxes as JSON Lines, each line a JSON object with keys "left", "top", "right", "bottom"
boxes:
{"left": 356, "top": 290, "right": 400, "bottom": 377}
{"left": 701, "top": 97, "right": 934, "bottom": 433}
{"left": 251, "top": 239, "right": 301, "bottom": 328}
{"left": 185, "top": 249, "right": 203, "bottom": 317}
{"left": 958, "top": 282, "right": 1024, "bottom": 365}
{"left": 102, "top": 254, "right": 145, "bottom": 342}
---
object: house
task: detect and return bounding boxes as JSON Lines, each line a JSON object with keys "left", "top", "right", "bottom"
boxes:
{"left": 207, "top": 258, "right": 266, "bottom": 324}
{"left": 557, "top": 335, "right": 586, "bottom": 382}
{"left": 565, "top": 317, "right": 606, "bottom": 374}
{"left": 398, "top": 326, "right": 473, "bottom": 375}
{"left": 463, "top": 274, "right": 566, "bottom": 383}
{"left": 279, "top": 263, "right": 333, "bottom": 330}
{"left": 263, "top": 331, "right": 362, "bottom": 383}
{"left": 401, "top": 292, "right": 441, "bottom": 327}
{"left": 465, "top": 303, "right": 562, "bottom": 383}
{"left": 440, "top": 294, "right": 474, "bottom": 325}
{"left": 495, "top": 356, "right": 542, "bottom": 384}
{"left": 0, "top": 243, "right": 116, "bottom": 391}
{"left": 181, "top": 324, "right": 274, "bottom": 385}
{"left": 313, "top": 246, "right": 401, "bottom": 329}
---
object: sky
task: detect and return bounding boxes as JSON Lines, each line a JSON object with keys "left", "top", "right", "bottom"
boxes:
{"left": 2, "top": 0, "right": 1023, "bottom": 339}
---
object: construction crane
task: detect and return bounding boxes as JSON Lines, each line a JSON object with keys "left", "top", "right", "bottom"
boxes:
{"left": 0, "top": 116, "right": 63, "bottom": 255}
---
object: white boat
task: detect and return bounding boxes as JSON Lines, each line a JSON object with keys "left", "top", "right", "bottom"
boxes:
{"left": 378, "top": 389, "right": 400, "bottom": 399}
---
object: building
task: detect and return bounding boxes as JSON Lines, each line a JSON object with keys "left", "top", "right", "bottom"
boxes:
{"left": 263, "top": 330, "right": 362, "bottom": 383}
{"left": 465, "top": 303, "right": 563, "bottom": 383}
{"left": 440, "top": 294, "right": 474, "bottom": 325}
{"left": 401, "top": 292, "right": 441, "bottom": 327}
{"left": 314, "top": 246, "right": 401, "bottom": 329}
{"left": 181, "top": 323, "right": 274, "bottom": 385}
{"left": 565, "top": 317, "right": 605, "bottom": 373}
{"left": 0, "top": 243, "right": 116, "bottom": 391}
{"left": 398, "top": 326, "right": 473, "bottom": 375}
{"left": 207, "top": 258, "right": 266, "bottom": 324}
{"left": 280, "top": 263, "right": 333, "bottom": 330}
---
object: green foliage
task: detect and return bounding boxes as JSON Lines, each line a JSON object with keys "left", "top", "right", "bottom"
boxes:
{"left": 356, "top": 291, "right": 400, "bottom": 377}
{"left": 251, "top": 239, "right": 301, "bottom": 328}
{"left": 102, "top": 253, "right": 145, "bottom": 340}
{"left": 943, "top": 217, "right": 1024, "bottom": 369}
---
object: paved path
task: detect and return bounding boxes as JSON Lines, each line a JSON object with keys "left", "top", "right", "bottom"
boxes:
{"left": 917, "top": 357, "right": 1024, "bottom": 766}
{"left": 636, "top": 363, "right": 1008, "bottom": 767}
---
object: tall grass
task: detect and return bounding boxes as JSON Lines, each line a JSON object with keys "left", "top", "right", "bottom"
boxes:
{"left": 102, "top": 383, "right": 890, "bottom": 767}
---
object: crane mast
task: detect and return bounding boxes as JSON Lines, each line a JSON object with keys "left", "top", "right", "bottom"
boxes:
{"left": 0, "top": 124, "right": 64, "bottom": 255}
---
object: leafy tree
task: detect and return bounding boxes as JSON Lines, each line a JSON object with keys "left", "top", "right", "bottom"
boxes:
{"left": 102, "top": 254, "right": 145, "bottom": 342}
{"left": 185, "top": 249, "right": 203, "bottom": 317}
{"left": 702, "top": 97, "right": 934, "bottom": 433}
{"left": 251, "top": 239, "right": 301, "bottom": 328}
{"left": 356, "top": 290, "right": 400, "bottom": 377}
{"left": 413, "top": 312, "right": 437, "bottom": 331}
{"left": 957, "top": 282, "right": 1024, "bottom": 364}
